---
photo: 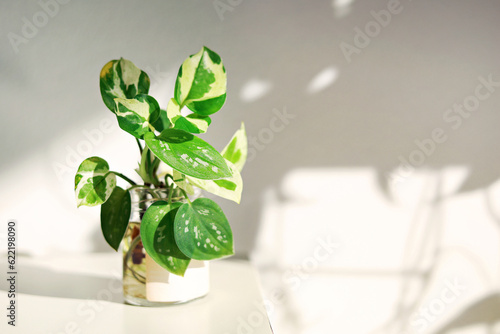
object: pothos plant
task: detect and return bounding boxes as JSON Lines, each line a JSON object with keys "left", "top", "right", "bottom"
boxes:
{"left": 74, "top": 47, "right": 247, "bottom": 277}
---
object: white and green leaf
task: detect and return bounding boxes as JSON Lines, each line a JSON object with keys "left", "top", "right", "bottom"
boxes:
{"left": 100, "top": 187, "right": 131, "bottom": 251}
{"left": 75, "top": 157, "right": 116, "bottom": 207}
{"left": 141, "top": 202, "right": 191, "bottom": 276}
{"left": 174, "top": 46, "right": 227, "bottom": 116}
{"left": 100, "top": 58, "right": 150, "bottom": 112}
{"left": 114, "top": 94, "right": 160, "bottom": 138}
{"left": 186, "top": 159, "right": 242, "bottom": 204}
{"left": 174, "top": 198, "right": 234, "bottom": 260}
{"left": 144, "top": 129, "right": 231, "bottom": 180}
{"left": 221, "top": 122, "right": 248, "bottom": 172}
{"left": 172, "top": 170, "right": 195, "bottom": 195}
{"left": 166, "top": 98, "right": 211, "bottom": 134}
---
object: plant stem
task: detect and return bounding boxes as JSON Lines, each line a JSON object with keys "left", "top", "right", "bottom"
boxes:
{"left": 123, "top": 234, "right": 146, "bottom": 284}
{"left": 165, "top": 174, "right": 175, "bottom": 184}
{"left": 167, "top": 184, "right": 174, "bottom": 205}
{"left": 127, "top": 184, "right": 150, "bottom": 191}
{"left": 178, "top": 188, "right": 192, "bottom": 204}
{"left": 135, "top": 138, "right": 143, "bottom": 155}
{"left": 113, "top": 172, "right": 137, "bottom": 186}
{"left": 149, "top": 157, "right": 161, "bottom": 186}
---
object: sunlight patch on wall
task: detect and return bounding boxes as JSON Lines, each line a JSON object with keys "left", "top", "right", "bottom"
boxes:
{"left": 332, "top": 0, "right": 355, "bottom": 19}
{"left": 0, "top": 115, "right": 138, "bottom": 256}
{"left": 239, "top": 78, "right": 273, "bottom": 102}
{"left": 306, "top": 66, "right": 339, "bottom": 94}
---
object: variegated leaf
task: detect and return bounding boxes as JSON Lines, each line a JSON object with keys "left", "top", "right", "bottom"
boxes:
{"left": 186, "top": 159, "right": 242, "bottom": 204}
{"left": 100, "top": 58, "right": 150, "bottom": 112}
{"left": 144, "top": 129, "right": 231, "bottom": 180}
{"left": 174, "top": 46, "right": 227, "bottom": 116}
{"left": 151, "top": 108, "right": 170, "bottom": 133}
{"left": 166, "top": 98, "right": 211, "bottom": 134}
{"left": 75, "top": 157, "right": 116, "bottom": 207}
{"left": 221, "top": 122, "right": 248, "bottom": 172}
{"left": 114, "top": 94, "right": 160, "bottom": 138}
{"left": 174, "top": 198, "right": 234, "bottom": 261}
{"left": 172, "top": 170, "right": 195, "bottom": 195}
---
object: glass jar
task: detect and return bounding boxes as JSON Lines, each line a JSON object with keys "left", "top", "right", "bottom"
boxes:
{"left": 122, "top": 187, "right": 209, "bottom": 306}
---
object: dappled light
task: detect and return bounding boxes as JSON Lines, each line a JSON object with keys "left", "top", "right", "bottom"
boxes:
{"left": 239, "top": 78, "right": 273, "bottom": 103}
{"left": 306, "top": 66, "right": 339, "bottom": 94}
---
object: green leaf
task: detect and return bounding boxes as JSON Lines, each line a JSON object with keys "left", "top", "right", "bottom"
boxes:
{"left": 75, "top": 157, "right": 116, "bottom": 207}
{"left": 100, "top": 187, "right": 131, "bottom": 251}
{"left": 186, "top": 159, "right": 242, "bottom": 204}
{"left": 100, "top": 58, "right": 150, "bottom": 112}
{"left": 144, "top": 129, "right": 231, "bottom": 180}
{"left": 114, "top": 94, "right": 160, "bottom": 139}
{"left": 140, "top": 201, "right": 191, "bottom": 276}
{"left": 151, "top": 108, "right": 171, "bottom": 133}
{"left": 174, "top": 198, "right": 234, "bottom": 260}
{"left": 174, "top": 46, "right": 227, "bottom": 116}
{"left": 221, "top": 122, "right": 247, "bottom": 172}
{"left": 166, "top": 99, "right": 211, "bottom": 134}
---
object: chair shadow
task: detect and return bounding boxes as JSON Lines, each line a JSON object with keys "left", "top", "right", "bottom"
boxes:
{"left": 370, "top": 171, "right": 500, "bottom": 334}
{"left": 433, "top": 292, "right": 500, "bottom": 334}
{"left": 0, "top": 261, "right": 124, "bottom": 304}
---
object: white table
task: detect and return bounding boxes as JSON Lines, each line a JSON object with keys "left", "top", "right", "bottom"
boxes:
{"left": 0, "top": 253, "right": 273, "bottom": 334}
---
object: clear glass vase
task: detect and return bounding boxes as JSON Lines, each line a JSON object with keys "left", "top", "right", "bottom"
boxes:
{"left": 122, "top": 187, "right": 209, "bottom": 306}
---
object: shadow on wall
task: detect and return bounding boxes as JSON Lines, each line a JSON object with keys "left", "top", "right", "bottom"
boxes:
{"left": 1, "top": 0, "right": 500, "bottom": 257}
{"left": 434, "top": 293, "right": 500, "bottom": 333}
{"left": 428, "top": 186, "right": 500, "bottom": 334}
{"left": 217, "top": 0, "right": 500, "bottom": 255}
{"left": 251, "top": 167, "right": 500, "bottom": 333}
{"left": 434, "top": 181, "right": 500, "bottom": 334}
{"left": 373, "top": 171, "right": 500, "bottom": 334}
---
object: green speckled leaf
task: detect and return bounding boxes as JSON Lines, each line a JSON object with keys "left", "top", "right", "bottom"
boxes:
{"left": 144, "top": 129, "right": 231, "bottom": 180}
{"left": 140, "top": 201, "right": 190, "bottom": 276}
{"left": 100, "top": 58, "right": 150, "bottom": 111}
{"left": 174, "top": 47, "right": 226, "bottom": 116}
{"left": 75, "top": 157, "right": 116, "bottom": 207}
{"left": 114, "top": 94, "right": 160, "bottom": 138}
{"left": 174, "top": 198, "right": 233, "bottom": 260}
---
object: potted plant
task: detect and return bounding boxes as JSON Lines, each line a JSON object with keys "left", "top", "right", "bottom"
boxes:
{"left": 74, "top": 47, "right": 247, "bottom": 306}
